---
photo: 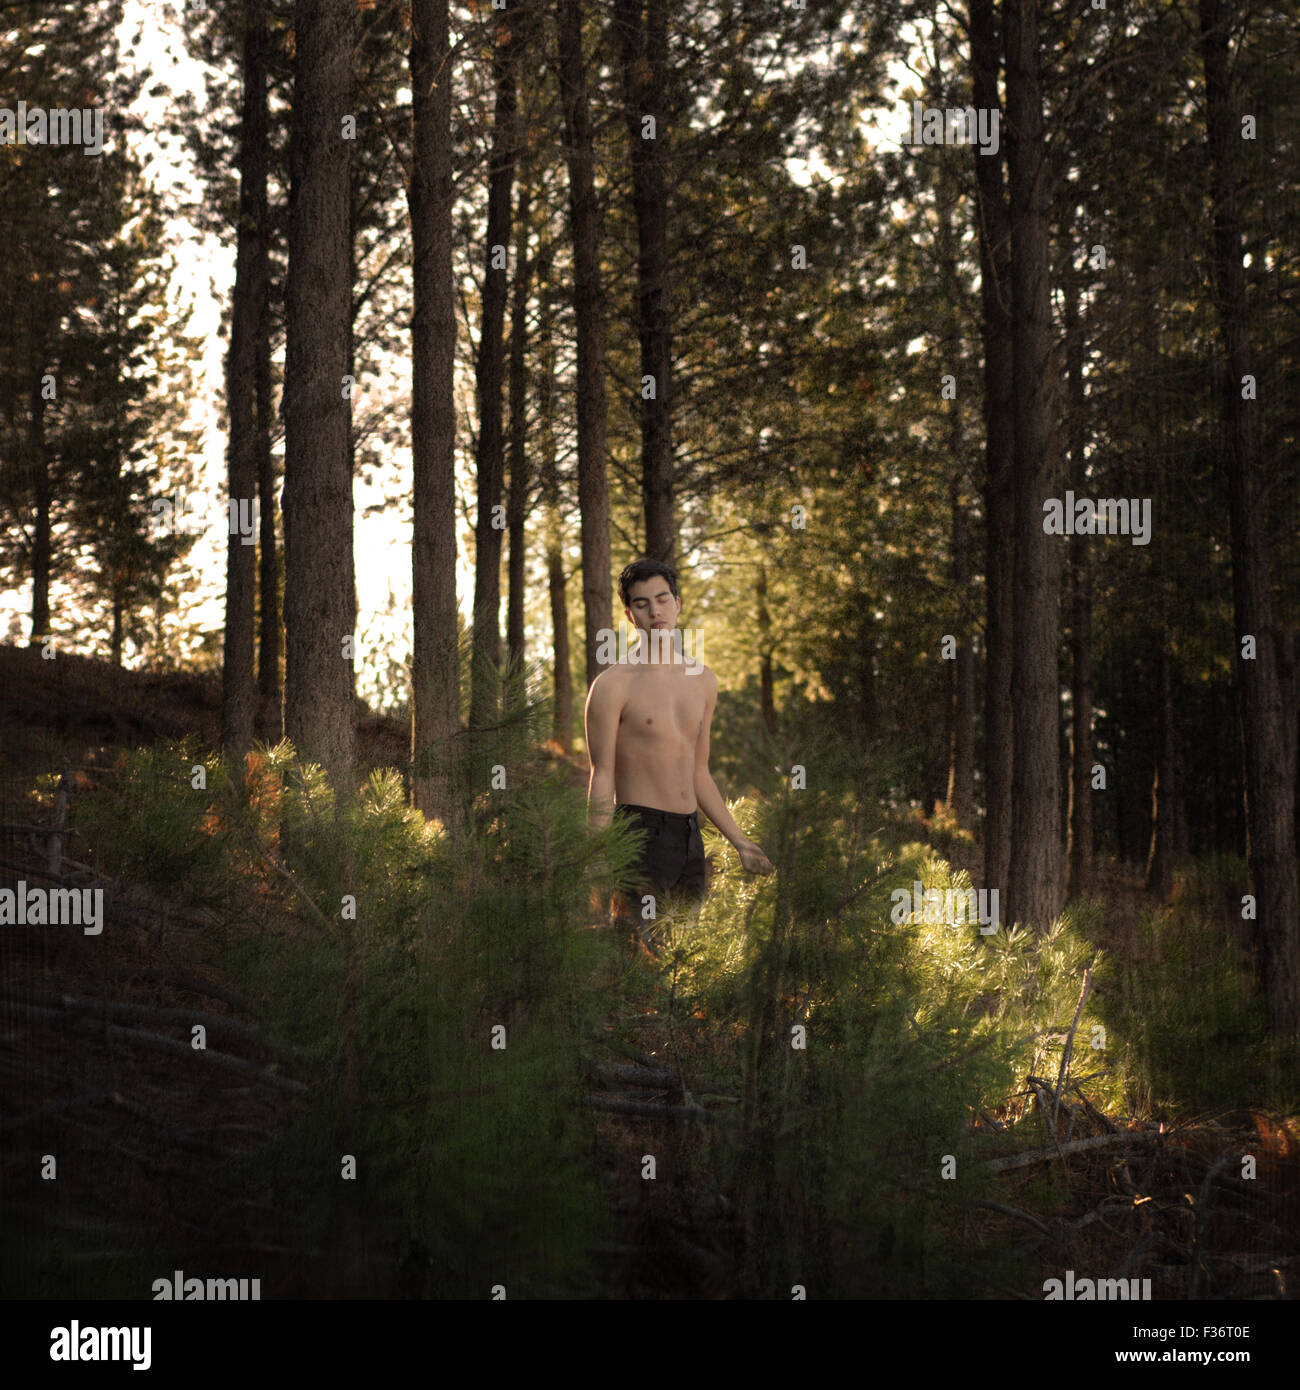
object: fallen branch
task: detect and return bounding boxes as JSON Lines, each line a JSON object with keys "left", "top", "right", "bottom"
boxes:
{"left": 1025, "top": 1075, "right": 1070, "bottom": 1165}
{"left": 0, "top": 1088, "right": 115, "bottom": 1134}
{"left": 0, "top": 854, "right": 99, "bottom": 887}
{"left": 580, "top": 1093, "right": 736, "bottom": 1124}
{"left": 987, "top": 1130, "right": 1166, "bottom": 1173}
{"left": 1071, "top": 1080, "right": 1119, "bottom": 1134}
{"left": 972, "top": 1200, "right": 1056, "bottom": 1238}
{"left": 583, "top": 1059, "right": 677, "bottom": 1090}
{"left": 99, "top": 965, "right": 253, "bottom": 1013}
{"left": 1068, "top": 1195, "right": 1130, "bottom": 1231}
{"left": 0, "top": 822, "right": 84, "bottom": 838}
{"left": 5, "top": 1000, "right": 310, "bottom": 1096}
{"left": 5, "top": 988, "right": 309, "bottom": 1061}
{"left": 1053, "top": 965, "right": 1093, "bottom": 1133}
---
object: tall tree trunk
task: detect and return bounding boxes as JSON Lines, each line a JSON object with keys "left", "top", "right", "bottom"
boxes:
{"left": 282, "top": 0, "right": 357, "bottom": 802}
{"left": 1199, "top": 0, "right": 1300, "bottom": 1037}
{"left": 506, "top": 176, "right": 533, "bottom": 691}
{"left": 255, "top": 313, "right": 279, "bottom": 744}
{"left": 1145, "top": 639, "right": 1176, "bottom": 900}
{"left": 556, "top": 0, "right": 612, "bottom": 690}
{"left": 969, "top": 0, "right": 1014, "bottom": 895}
{"left": 858, "top": 610, "right": 877, "bottom": 739}
{"left": 1003, "top": 0, "right": 1065, "bottom": 930}
{"left": 1063, "top": 253, "right": 1092, "bottom": 899}
{"left": 757, "top": 562, "right": 776, "bottom": 739}
{"left": 931, "top": 133, "right": 974, "bottom": 829}
{"left": 28, "top": 370, "right": 50, "bottom": 643}
{"left": 1138, "top": 255, "right": 1176, "bottom": 903}
{"left": 615, "top": 0, "right": 674, "bottom": 563}
{"left": 254, "top": 141, "right": 277, "bottom": 746}
{"left": 546, "top": 547, "right": 572, "bottom": 750}
{"left": 1067, "top": 528, "right": 1093, "bottom": 897}
{"left": 469, "top": 9, "right": 522, "bottom": 730}
{"left": 537, "top": 246, "right": 573, "bottom": 752}
{"left": 947, "top": 458, "right": 975, "bottom": 828}
{"left": 854, "top": 609, "right": 878, "bottom": 803}
{"left": 223, "top": 0, "right": 269, "bottom": 765}
{"left": 409, "top": 0, "right": 459, "bottom": 816}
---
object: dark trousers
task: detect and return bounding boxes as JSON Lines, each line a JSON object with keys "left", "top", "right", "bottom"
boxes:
{"left": 613, "top": 803, "right": 707, "bottom": 921}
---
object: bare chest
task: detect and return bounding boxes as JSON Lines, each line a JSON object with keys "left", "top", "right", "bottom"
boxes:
{"left": 618, "top": 674, "right": 708, "bottom": 743}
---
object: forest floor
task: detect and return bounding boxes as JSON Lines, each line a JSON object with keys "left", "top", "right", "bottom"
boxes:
{"left": 1, "top": 642, "right": 1296, "bottom": 1299}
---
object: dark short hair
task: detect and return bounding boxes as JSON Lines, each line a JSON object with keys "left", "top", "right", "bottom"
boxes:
{"left": 618, "top": 559, "right": 679, "bottom": 609}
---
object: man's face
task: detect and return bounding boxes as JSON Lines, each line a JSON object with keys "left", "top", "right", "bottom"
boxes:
{"left": 624, "top": 578, "right": 681, "bottom": 635}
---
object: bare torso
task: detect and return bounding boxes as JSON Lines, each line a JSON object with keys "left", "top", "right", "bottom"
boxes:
{"left": 608, "top": 662, "right": 711, "bottom": 812}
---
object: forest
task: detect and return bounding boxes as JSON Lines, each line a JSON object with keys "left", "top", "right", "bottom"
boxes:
{"left": 1, "top": 0, "right": 1298, "bottom": 1329}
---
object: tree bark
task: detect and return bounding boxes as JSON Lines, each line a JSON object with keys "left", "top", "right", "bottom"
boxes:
{"left": 111, "top": 592, "right": 123, "bottom": 668}
{"left": 28, "top": 369, "right": 50, "bottom": 643}
{"left": 556, "top": 0, "right": 613, "bottom": 691}
{"left": 254, "top": 311, "right": 279, "bottom": 745}
{"left": 409, "top": 0, "right": 460, "bottom": 816}
{"left": 1199, "top": 0, "right": 1300, "bottom": 1037}
{"left": 615, "top": 0, "right": 675, "bottom": 564}
{"left": 1003, "top": 0, "right": 1065, "bottom": 929}
{"left": 757, "top": 562, "right": 777, "bottom": 739}
{"left": 1145, "top": 639, "right": 1176, "bottom": 901}
{"left": 947, "top": 453, "right": 975, "bottom": 828}
{"left": 969, "top": 0, "right": 1014, "bottom": 896}
{"left": 537, "top": 244, "right": 573, "bottom": 752}
{"left": 506, "top": 176, "right": 533, "bottom": 692}
{"left": 282, "top": 0, "right": 358, "bottom": 802}
{"left": 932, "top": 137, "right": 974, "bottom": 828}
{"left": 223, "top": 0, "right": 269, "bottom": 765}
{"left": 1063, "top": 255, "right": 1092, "bottom": 899}
{"left": 1137, "top": 256, "right": 1175, "bottom": 903}
{"left": 469, "top": 8, "right": 522, "bottom": 730}
{"left": 255, "top": 16, "right": 279, "bottom": 747}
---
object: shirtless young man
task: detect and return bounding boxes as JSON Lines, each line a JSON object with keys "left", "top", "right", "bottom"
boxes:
{"left": 585, "top": 559, "right": 774, "bottom": 927}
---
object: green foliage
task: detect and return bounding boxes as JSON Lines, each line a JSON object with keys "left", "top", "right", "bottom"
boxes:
{"left": 39, "top": 719, "right": 1284, "bottom": 1298}
{"left": 1105, "top": 903, "right": 1270, "bottom": 1115}
{"left": 208, "top": 725, "right": 615, "bottom": 1297}
{"left": 71, "top": 735, "right": 233, "bottom": 904}
{"left": 647, "top": 783, "right": 1114, "bottom": 1296}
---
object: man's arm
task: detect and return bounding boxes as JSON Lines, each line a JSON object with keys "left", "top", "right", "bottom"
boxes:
{"left": 693, "top": 671, "right": 774, "bottom": 874}
{"left": 584, "top": 670, "right": 623, "bottom": 832}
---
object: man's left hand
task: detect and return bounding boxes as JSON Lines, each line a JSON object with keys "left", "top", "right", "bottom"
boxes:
{"left": 737, "top": 841, "right": 774, "bottom": 874}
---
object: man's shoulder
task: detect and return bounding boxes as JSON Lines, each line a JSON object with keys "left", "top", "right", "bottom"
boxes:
{"left": 589, "top": 664, "right": 631, "bottom": 697}
{"left": 592, "top": 661, "right": 635, "bottom": 680}
{"left": 695, "top": 663, "right": 718, "bottom": 690}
